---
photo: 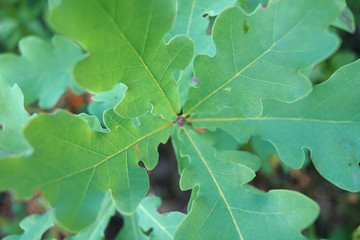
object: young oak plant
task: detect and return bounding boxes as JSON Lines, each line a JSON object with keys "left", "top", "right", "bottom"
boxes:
{"left": 0, "top": 0, "right": 359, "bottom": 239}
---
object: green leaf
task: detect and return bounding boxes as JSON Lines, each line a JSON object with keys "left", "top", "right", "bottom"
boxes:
{"left": 217, "top": 150, "right": 262, "bottom": 172}
{"left": 170, "top": 0, "right": 235, "bottom": 57}
{"left": 353, "top": 225, "right": 360, "bottom": 240}
{"left": 116, "top": 214, "right": 148, "bottom": 240}
{"left": 236, "top": 0, "right": 268, "bottom": 12}
{"left": 184, "top": 0, "right": 344, "bottom": 118}
{"left": 117, "top": 196, "right": 185, "bottom": 240}
{"left": 332, "top": 7, "right": 355, "bottom": 33}
{"left": 87, "top": 83, "right": 127, "bottom": 125}
{"left": 87, "top": 102, "right": 116, "bottom": 126}
{"left": 50, "top": 0, "right": 194, "bottom": 120}
{"left": 169, "top": 0, "right": 235, "bottom": 105}
{"left": 249, "top": 136, "right": 286, "bottom": 177}
{"left": 136, "top": 196, "right": 185, "bottom": 239}
{"left": 0, "top": 110, "right": 172, "bottom": 232}
{"left": 0, "top": 77, "right": 32, "bottom": 157}
{"left": 0, "top": 35, "right": 84, "bottom": 109}
{"left": 191, "top": 59, "right": 360, "bottom": 192}
{"left": 183, "top": 129, "right": 262, "bottom": 171}
{"left": 3, "top": 211, "right": 55, "bottom": 240}
{"left": 91, "top": 83, "right": 127, "bottom": 104}
{"left": 66, "top": 192, "right": 115, "bottom": 240}
{"left": 173, "top": 127, "right": 319, "bottom": 239}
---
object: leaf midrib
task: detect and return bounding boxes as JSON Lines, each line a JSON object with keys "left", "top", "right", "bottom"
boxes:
{"left": 92, "top": 0, "right": 177, "bottom": 117}
{"left": 190, "top": 117, "right": 360, "bottom": 125}
{"left": 182, "top": 127, "right": 244, "bottom": 240}
{"left": 138, "top": 204, "right": 173, "bottom": 238}
{"left": 36, "top": 122, "right": 173, "bottom": 189}
{"left": 184, "top": 4, "right": 316, "bottom": 116}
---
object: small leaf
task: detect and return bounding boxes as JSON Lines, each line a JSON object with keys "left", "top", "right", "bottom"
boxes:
{"left": 191, "top": 59, "right": 360, "bottom": 191}
{"left": 50, "top": 0, "right": 194, "bottom": 120}
{"left": 0, "top": 35, "right": 84, "bottom": 109}
{"left": 3, "top": 211, "right": 55, "bottom": 240}
{"left": 173, "top": 127, "right": 319, "bottom": 239}
{"left": 0, "top": 77, "right": 32, "bottom": 157}
{"left": 117, "top": 196, "right": 185, "bottom": 240}
{"left": 184, "top": 0, "right": 344, "bottom": 118}
{"left": 0, "top": 110, "right": 172, "bottom": 231}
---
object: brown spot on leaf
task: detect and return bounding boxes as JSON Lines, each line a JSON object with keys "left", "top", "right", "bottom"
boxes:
{"left": 194, "top": 127, "right": 206, "bottom": 133}
{"left": 135, "top": 145, "right": 139, "bottom": 153}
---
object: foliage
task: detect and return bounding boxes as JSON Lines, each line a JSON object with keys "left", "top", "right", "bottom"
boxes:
{"left": 3, "top": 211, "right": 54, "bottom": 240}
{"left": 0, "top": 0, "right": 359, "bottom": 239}
{"left": 0, "top": 77, "right": 31, "bottom": 157}
{"left": 0, "top": 35, "right": 84, "bottom": 109}
{"left": 0, "top": 0, "right": 49, "bottom": 52}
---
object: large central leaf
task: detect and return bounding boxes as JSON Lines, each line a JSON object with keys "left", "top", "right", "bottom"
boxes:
{"left": 0, "top": 110, "right": 172, "bottom": 231}
{"left": 191, "top": 60, "right": 360, "bottom": 192}
{"left": 50, "top": 0, "right": 194, "bottom": 119}
{"left": 173, "top": 127, "right": 318, "bottom": 239}
{"left": 184, "top": 0, "right": 344, "bottom": 118}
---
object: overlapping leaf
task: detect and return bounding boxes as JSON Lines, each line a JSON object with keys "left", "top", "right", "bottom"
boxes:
{"left": 184, "top": 0, "right": 344, "bottom": 118}
{"left": 170, "top": 0, "right": 235, "bottom": 57}
{"left": 66, "top": 192, "right": 115, "bottom": 240}
{"left": 3, "top": 211, "right": 54, "bottom": 240}
{"left": 191, "top": 59, "right": 360, "bottom": 192}
{"left": 169, "top": 0, "right": 236, "bottom": 105}
{"left": 0, "top": 0, "right": 358, "bottom": 238}
{"left": 117, "top": 196, "right": 185, "bottom": 240}
{"left": 4, "top": 193, "right": 116, "bottom": 240}
{"left": 0, "top": 35, "right": 83, "bottom": 109}
{"left": 237, "top": 0, "right": 268, "bottom": 12}
{"left": 87, "top": 83, "right": 127, "bottom": 125}
{"left": 116, "top": 211, "right": 147, "bottom": 240}
{"left": 173, "top": 127, "right": 319, "bottom": 239}
{"left": 0, "top": 110, "right": 172, "bottom": 232}
{"left": 0, "top": 77, "right": 31, "bottom": 157}
{"left": 50, "top": 0, "right": 194, "bottom": 120}
{"left": 332, "top": 6, "right": 356, "bottom": 33}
